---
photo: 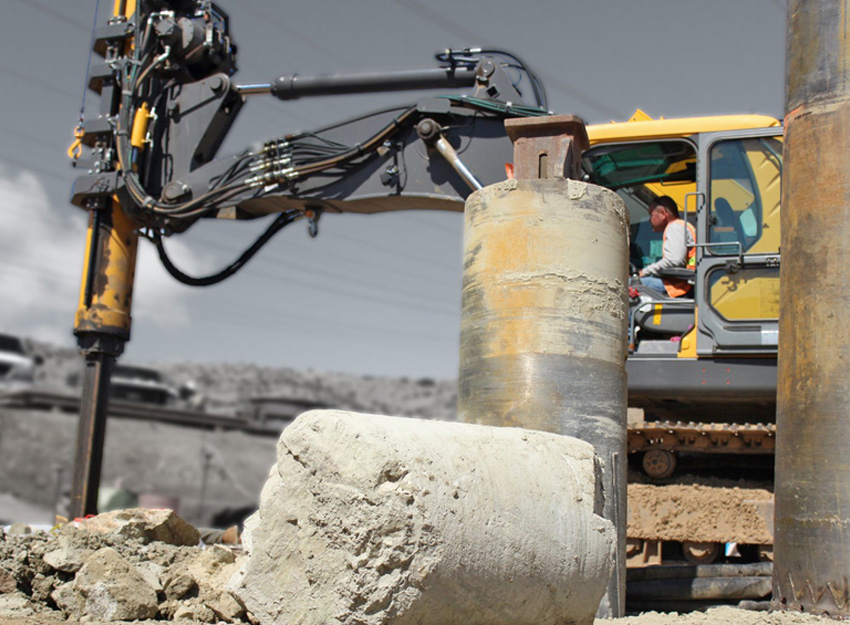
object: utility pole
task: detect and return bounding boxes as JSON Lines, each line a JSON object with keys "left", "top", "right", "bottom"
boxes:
{"left": 774, "top": 0, "right": 850, "bottom": 616}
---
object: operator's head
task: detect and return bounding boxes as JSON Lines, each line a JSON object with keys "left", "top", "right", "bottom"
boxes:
{"left": 648, "top": 196, "right": 679, "bottom": 232}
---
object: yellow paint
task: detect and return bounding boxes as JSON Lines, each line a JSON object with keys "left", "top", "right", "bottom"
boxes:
{"left": 113, "top": 0, "right": 136, "bottom": 17}
{"left": 76, "top": 211, "right": 97, "bottom": 312}
{"left": 131, "top": 102, "right": 151, "bottom": 149}
{"left": 587, "top": 111, "right": 780, "bottom": 145}
{"left": 744, "top": 138, "right": 782, "bottom": 254}
{"left": 652, "top": 304, "right": 663, "bottom": 326}
{"left": 678, "top": 319, "right": 698, "bottom": 358}
{"left": 75, "top": 201, "right": 139, "bottom": 337}
{"left": 709, "top": 268, "right": 780, "bottom": 321}
{"left": 708, "top": 137, "right": 782, "bottom": 255}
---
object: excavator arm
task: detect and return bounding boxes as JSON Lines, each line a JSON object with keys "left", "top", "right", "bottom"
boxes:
{"left": 71, "top": 0, "right": 549, "bottom": 230}
{"left": 67, "top": 0, "right": 572, "bottom": 516}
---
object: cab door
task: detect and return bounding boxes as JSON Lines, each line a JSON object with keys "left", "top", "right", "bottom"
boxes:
{"left": 695, "top": 129, "right": 783, "bottom": 355}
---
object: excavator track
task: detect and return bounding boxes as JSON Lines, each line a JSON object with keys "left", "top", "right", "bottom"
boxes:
{"left": 628, "top": 421, "right": 776, "bottom": 479}
{"left": 629, "top": 420, "right": 776, "bottom": 454}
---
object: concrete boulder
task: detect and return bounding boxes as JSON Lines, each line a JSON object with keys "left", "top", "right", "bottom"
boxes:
{"left": 76, "top": 508, "right": 199, "bottom": 546}
{"left": 231, "top": 410, "right": 615, "bottom": 625}
{"left": 74, "top": 547, "right": 158, "bottom": 621}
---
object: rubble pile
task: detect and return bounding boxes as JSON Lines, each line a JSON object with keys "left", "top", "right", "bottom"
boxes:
{"left": 0, "top": 509, "right": 248, "bottom": 623}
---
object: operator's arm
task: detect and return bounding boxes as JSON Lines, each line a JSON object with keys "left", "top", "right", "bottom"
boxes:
{"left": 641, "top": 221, "right": 688, "bottom": 277}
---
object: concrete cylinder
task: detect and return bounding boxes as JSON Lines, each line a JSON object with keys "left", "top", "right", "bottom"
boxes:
{"left": 232, "top": 410, "right": 615, "bottom": 625}
{"left": 774, "top": 0, "right": 850, "bottom": 615}
{"left": 457, "top": 178, "right": 629, "bottom": 616}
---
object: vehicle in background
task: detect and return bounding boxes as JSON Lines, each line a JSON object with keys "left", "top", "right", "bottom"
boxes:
{"left": 0, "top": 333, "right": 39, "bottom": 392}
{"left": 109, "top": 364, "right": 180, "bottom": 406}
{"left": 583, "top": 111, "right": 782, "bottom": 570}
{"left": 67, "top": 363, "right": 182, "bottom": 406}
{"left": 584, "top": 109, "right": 783, "bottom": 426}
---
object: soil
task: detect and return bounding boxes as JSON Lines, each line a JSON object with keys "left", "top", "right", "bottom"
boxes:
{"left": 0, "top": 605, "right": 838, "bottom": 624}
{"left": 628, "top": 483, "right": 774, "bottom": 544}
{"left": 597, "top": 606, "right": 835, "bottom": 624}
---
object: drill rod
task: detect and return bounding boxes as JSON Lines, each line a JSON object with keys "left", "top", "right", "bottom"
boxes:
{"left": 69, "top": 353, "right": 116, "bottom": 519}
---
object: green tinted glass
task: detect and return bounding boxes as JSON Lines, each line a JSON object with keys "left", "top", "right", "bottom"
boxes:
{"left": 582, "top": 141, "right": 695, "bottom": 189}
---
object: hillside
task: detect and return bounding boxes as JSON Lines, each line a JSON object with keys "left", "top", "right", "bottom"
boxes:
{"left": 1, "top": 339, "right": 459, "bottom": 528}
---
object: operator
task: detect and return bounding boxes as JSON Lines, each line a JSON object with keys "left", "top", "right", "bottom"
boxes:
{"left": 638, "top": 196, "right": 696, "bottom": 297}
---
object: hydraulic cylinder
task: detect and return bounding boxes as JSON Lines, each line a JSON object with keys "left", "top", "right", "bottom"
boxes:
{"left": 774, "top": 0, "right": 850, "bottom": 616}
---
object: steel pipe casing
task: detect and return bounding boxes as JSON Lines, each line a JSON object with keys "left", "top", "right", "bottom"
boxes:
{"left": 458, "top": 178, "right": 629, "bottom": 616}
{"left": 774, "top": 0, "right": 850, "bottom": 615}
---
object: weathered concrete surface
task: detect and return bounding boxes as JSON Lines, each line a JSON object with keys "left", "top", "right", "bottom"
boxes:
{"left": 73, "top": 547, "right": 158, "bottom": 621}
{"left": 76, "top": 508, "right": 200, "bottom": 546}
{"left": 231, "top": 410, "right": 615, "bottom": 625}
{"left": 458, "top": 178, "right": 629, "bottom": 617}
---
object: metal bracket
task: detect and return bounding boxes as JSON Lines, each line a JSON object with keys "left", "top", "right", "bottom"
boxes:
{"left": 504, "top": 114, "right": 589, "bottom": 180}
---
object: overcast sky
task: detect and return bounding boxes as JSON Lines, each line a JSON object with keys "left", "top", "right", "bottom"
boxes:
{"left": 0, "top": 0, "right": 786, "bottom": 379}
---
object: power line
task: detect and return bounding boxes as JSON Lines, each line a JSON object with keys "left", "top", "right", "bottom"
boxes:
{"left": 0, "top": 65, "right": 79, "bottom": 101}
{"left": 226, "top": 0, "right": 359, "bottom": 72}
{"left": 0, "top": 156, "right": 69, "bottom": 182}
{"left": 236, "top": 262, "right": 458, "bottom": 316}
{"left": 0, "top": 124, "right": 67, "bottom": 153}
{"left": 269, "top": 232, "right": 457, "bottom": 288}
{"left": 12, "top": 0, "right": 91, "bottom": 32}
{"left": 147, "top": 237, "right": 458, "bottom": 316}
{"left": 387, "top": 0, "right": 625, "bottom": 119}
{"left": 0, "top": 259, "right": 458, "bottom": 342}
{"left": 398, "top": 212, "right": 462, "bottom": 235}
{"left": 326, "top": 228, "right": 461, "bottom": 274}
{"left": 189, "top": 231, "right": 455, "bottom": 302}
{"left": 199, "top": 307, "right": 455, "bottom": 344}
{"left": 0, "top": 220, "right": 460, "bottom": 317}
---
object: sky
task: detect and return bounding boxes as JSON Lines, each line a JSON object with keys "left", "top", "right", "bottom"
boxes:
{"left": 0, "top": 0, "right": 787, "bottom": 379}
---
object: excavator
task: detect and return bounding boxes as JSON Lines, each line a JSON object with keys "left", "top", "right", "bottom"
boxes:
{"left": 586, "top": 112, "right": 782, "bottom": 480}
{"left": 69, "top": 0, "right": 782, "bottom": 573}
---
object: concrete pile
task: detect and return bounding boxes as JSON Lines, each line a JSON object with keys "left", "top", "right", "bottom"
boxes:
{"left": 0, "top": 508, "right": 248, "bottom": 623}
{"left": 231, "top": 410, "right": 615, "bottom": 625}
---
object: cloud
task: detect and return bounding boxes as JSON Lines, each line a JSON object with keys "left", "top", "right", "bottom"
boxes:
{"left": 0, "top": 166, "right": 209, "bottom": 344}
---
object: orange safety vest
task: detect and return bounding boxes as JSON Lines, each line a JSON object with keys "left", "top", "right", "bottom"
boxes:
{"left": 663, "top": 219, "right": 697, "bottom": 298}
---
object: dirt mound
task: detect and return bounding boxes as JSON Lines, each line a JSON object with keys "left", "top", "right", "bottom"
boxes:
{"left": 596, "top": 605, "right": 833, "bottom": 624}
{"left": 628, "top": 484, "right": 773, "bottom": 544}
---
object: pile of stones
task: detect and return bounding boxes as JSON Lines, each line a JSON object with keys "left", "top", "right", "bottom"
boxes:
{"left": 0, "top": 509, "right": 249, "bottom": 623}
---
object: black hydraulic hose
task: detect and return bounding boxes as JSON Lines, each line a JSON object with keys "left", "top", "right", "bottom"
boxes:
{"left": 152, "top": 211, "right": 301, "bottom": 286}
{"left": 291, "top": 107, "right": 418, "bottom": 177}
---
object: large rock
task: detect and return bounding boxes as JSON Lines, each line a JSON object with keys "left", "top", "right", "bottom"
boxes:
{"left": 231, "top": 410, "right": 614, "bottom": 625}
{"left": 43, "top": 544, "right": 93, "bottom": 573}
{"left": 0, "top": 569, "right": 15, "bottom": 594}
{"left": 74, "top": 547, "right": 158, "bottom": 621}
{"left": 76, "top": 508, "right": 199, "bottom": 546}
{"left": 0, "top": 591, "right": 36, "bottom": 617}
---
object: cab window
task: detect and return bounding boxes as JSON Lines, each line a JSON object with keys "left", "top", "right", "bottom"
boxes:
{"left": 582, "top": 140, "right": 697, "bottom": 271}
{"left": 708, "top": 137, "right": 782, "bottom": 255}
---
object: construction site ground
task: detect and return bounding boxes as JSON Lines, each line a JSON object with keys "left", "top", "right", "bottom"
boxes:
{"left": 0, "top": 609, "right": 839, "bottom": 624}
{"left": 0, "top": 343, "right": 792, "bottom": 622}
